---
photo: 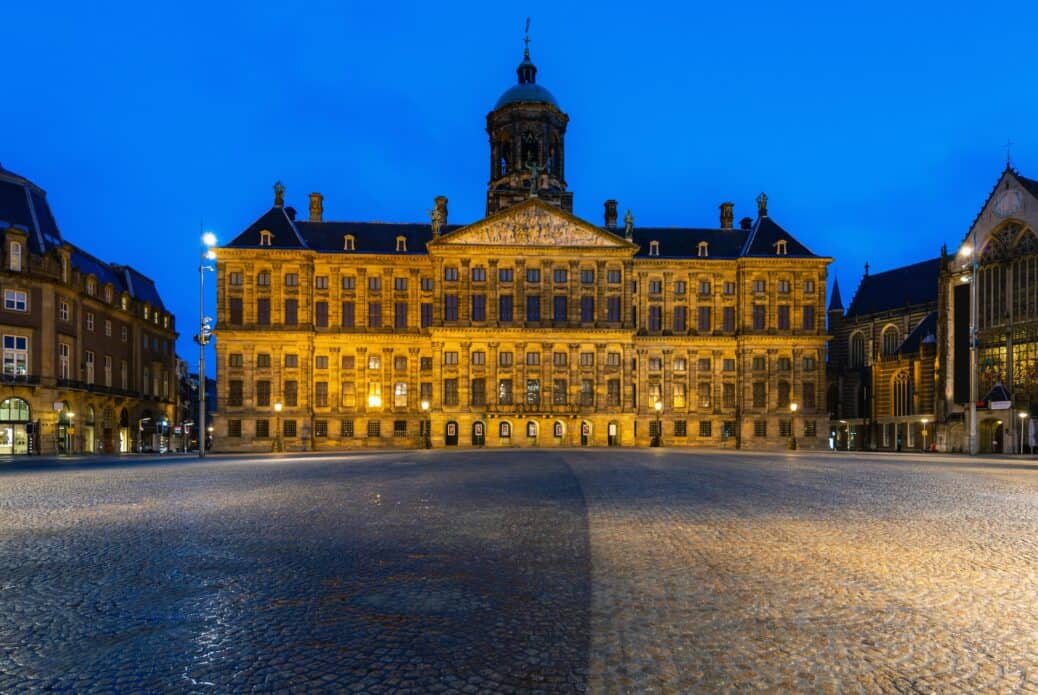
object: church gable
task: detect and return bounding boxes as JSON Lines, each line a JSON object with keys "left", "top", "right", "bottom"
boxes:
{"left": 432, "top": 199, "right": 631, "bottom": 249}
{"left": 964, "top": 168, "right": 1038, "bottom": 253}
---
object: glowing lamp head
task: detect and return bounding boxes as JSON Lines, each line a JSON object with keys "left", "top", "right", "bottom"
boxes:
{"left": 1019, "top": 412, "right": 1029, "bottom": 420}
{"left": 654, "top": 401, "right": 662, "bottom": 412}
{"left": 274, "top": 402, "right": 282, "bottom": 413}
{"left": 205, "top": 249, "right": 217, "bottom": 260}
{"left": 421, "top": 400, "right": 430, "bottom": 412}
{"left": 368, "top": 395, "right": 382, "bottom": 408}
{"left": 790, "top": 402, "right": 798, "bottom": 413}
{"left": 201, "top": 232, "right": 217, "bottom": 247}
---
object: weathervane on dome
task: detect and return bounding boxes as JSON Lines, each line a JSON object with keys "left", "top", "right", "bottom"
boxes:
{"left": 524, "top": 17, "right": 531, "bottom": 58}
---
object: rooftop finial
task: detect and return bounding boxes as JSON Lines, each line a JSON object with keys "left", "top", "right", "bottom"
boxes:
{"left": 524, "top": 17, "right": 531, "bottom": 58}
{"left": 756, "top": 192, "right": 768, "bottom": 217}
{"left": 864, "top": 261, "right": 870, "bottom": 277}
{"left": 273, "top": 180, "right": 285, "bottom": 207}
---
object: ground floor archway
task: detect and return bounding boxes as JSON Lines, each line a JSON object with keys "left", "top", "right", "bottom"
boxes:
{"left": 0, "top": 397, "right": 31, "bottom": 454}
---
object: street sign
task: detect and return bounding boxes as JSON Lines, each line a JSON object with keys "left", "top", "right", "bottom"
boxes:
{"left": 990, "top": 400, "right": 1012, "bottom": 410}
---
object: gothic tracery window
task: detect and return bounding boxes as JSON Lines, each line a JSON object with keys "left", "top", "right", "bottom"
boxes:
{"left": 893, "top": 371, "right": 910, "bottom": 416}
{"left": 849, "top": 332, "right": 865, "bottom": 368}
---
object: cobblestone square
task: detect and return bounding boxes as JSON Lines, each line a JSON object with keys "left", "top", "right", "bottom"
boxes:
{"left": 2, "top": 450, "right": 1038, "bottom": 693}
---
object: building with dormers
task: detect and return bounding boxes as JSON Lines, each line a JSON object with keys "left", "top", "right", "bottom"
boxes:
{"left": 937, "top": 166, "right": 1038, "bottom": 453}
{"left": 0, "top": 164, "right": 179, "bottom": 454}
{"left": 213, "top": 47, "right": 831, "bottom": 451}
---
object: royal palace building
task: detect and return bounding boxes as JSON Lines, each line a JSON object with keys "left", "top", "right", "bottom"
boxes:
{"left": 0, "top": 164, "right": 178, "bottom": 454}
{"left": 213, "top": 47, "right": 832, "bottom": 451}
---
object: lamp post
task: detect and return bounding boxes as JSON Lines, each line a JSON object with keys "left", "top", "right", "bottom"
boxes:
{"left": 421, "top": 399, "right": 431, "bottom": 449}
{"left": 653, "top": 400, "right": 663, "bottom": 447}
{"left": 960, "top": 234, "right": 978, "bottom": 455}
{"left": 789, "top": 402, "right": 798, "bottom": 450}
{"left": 921, "top": 417, "right": 929, "bottom": 452}
{"left": 273, "top": 402, "right": 282, "bottom": 452}
{"left": 1018, "top": 411, "right": 1029, "bottom": 455}
{"left": 197, "top": 232, "right": 217, "bottom": 458}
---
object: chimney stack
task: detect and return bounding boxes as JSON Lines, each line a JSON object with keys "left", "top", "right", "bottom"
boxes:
{"left": 309, "top": 192, "right": 324, "bottom": 222}
{"left": 435, "top": 196, "right": 448, "bottom": 226}
{"left": 604, "top": 199, "right": 618, "bottom": 229}
{"left": 719, "top": 202, "right": 734, "bottom": 229}
{"left": 739, "top": 217, "right": 753, "bottom": 230}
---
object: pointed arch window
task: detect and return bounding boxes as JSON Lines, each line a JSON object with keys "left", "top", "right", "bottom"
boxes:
{"left": 697, "top": 241, "right": 709, "bottom": 257}
{"left": 893, "top": 371, "right": 910, "bottom": 416}
{"left": 849, "top": 331, "right": 866, "bottom": 368}
{"left": 882, "top": 325, "right": 900, "bottom": 356}
{"left": 259, "top": 230, "right": 272, "bottom": 246}
{"left": 344, "top": 235, "right": 356, "bottom": 251}
{"left": 649, "top": 240, "right": 660, "bottom": 257}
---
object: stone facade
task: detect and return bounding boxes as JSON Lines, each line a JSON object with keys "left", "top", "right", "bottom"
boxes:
{"left": 0, "top": 165, "right": 178, "bottom": 454}
{"left": 212, "top": 50, "right": 831, "bottom": 452}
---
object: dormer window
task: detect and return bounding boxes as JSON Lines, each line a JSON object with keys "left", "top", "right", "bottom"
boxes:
{"left": 61, "top": 257, "right": 69, "bottom": 282}
{"left": 395, "top": 235, "right": 407, "bottom": 252}
{"left": 104, "top": 285, "right": 113, "bottom": 303}
{"left": 121, "top": 295, "right": 129, "bottom": 310}
{"left": 143, "top": 305, "right": 150, "bottom": 320}
{"left": 697, "top": 241, "right": 709, "bottom": 257}
{"left": 775, "top": 239, "right": 788, "bottom": 255}
{"left": 344, "top": 234, "right": 356, "bottom": 251}
{"left": 9, "top": 242, "right": 21, "bottom": 272}
{"left": 259, "top": 230, "right": 272, "bottom": 247}
{"left": 648, "top": 240, "right": 660, "bottom": 257}
{"left": 86, "top": 277, "right": 96, "bottom": 296}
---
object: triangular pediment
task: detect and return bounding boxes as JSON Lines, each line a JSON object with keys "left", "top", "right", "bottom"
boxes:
{"left": 431, "top": 199, "right": 634, "bottom": 249}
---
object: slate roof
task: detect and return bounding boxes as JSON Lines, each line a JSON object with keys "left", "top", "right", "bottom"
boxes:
{"left": 897, "top": 311, "right": 937, "bottom": 355}
{"left": 1019, "top": 173, "right": 1038, "bottom": 199}
{"left": 227, "top": 204, "right": 822, "bottom": 261}
{"left": 845, "top": 257, "right": 941, "bottom": 318}
{"left": 829, "top": 278, "right": 844, "bottom": 312}
{"left": 1, "top": 162, "right": 168, "bottom": 310}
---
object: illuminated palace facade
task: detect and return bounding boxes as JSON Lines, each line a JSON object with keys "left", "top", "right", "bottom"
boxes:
{"left": 213, "top": 49, "right": 831, "bottom": 451}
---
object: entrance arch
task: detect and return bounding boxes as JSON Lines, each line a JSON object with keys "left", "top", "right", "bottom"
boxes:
{"left": 57, "top": 402, "right": 73, "bottom": 454}
{"left": 445, "top": 420, "right": 458, "bottom": 446}
{"left": 552, "top": 420, "right": 565, "bottom": 444}
{"left": 84, "top": 406, "right": 96, "bottom": 454}
{"left": 980, "top": 417, "right": 1004, "bottom": 453}
{"left": 0, "top": 397, "right": 31, "bottom": 454}
{"left": 119, "top": 408, "right": 130, "bottom": 452}
{"left": 472, "top": 421, "right": 486, "bottom": 446}
{"left": 580, "top": 420, "right": 591, "bottom": 447}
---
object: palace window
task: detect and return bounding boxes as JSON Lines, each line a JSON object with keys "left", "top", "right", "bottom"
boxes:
{"left": 444, "top": 266, "right": 458, "bottom": 281}
{"left": 580, "top": 296, "right": 594, "bottom": 322}
{"left": 368, "top": 355, "right": 381, "bottom": 370}
{"left": 673, "top": 357, "right": 687, "bottom": 371}
{"left": 674, "top": 306, "right": 687, "bottom": 332}
{"left": 607, "top": 296, "right": 621, "bottom": 322}
{"left": 753, "top": 279, "right": 766, "bottom": 293}
{"left": 368, "top": 302, "right": 382, "bottom": 328}
{"left": 315, "top": 382, "right": 329, "bottom": 407}
{"left": 526, "top": 295, "right": 541, "bottom": 321}
{"left": 804, "top": 279, "right": 815, "bottom": 294}
{"left": 421, "top": 302, "right": 432, "bottom": 327}
{"left": 256, "top": 380, "right": 271, "bottom": 407}
{"left": 315, "top": 355, "right": 328, "bottom": 369}
{"left": 499, "top": 351, "right": 513, "bottom": 367}
{"left": 342, "top": 276, "right": 356, "bottom": 290}
{"left": 257, "top": 271, "right": 271, "bottom": 287}
{"left": 607, "top": 352, "right": 621, "bottom": 368}
{"left": 698, "top": 382, "right": 711, "bottom": 408}
{"left": 499, "top": 295, "right": 513, "bottom": 322}
{"left": 526, "top": 351, "right": 540, "bottom": 366}
{"left": 553, "top": 296, "right": 567, "bottom": 322}
{"left": 315, "top": 276, "right": 328, "bottom": 290}
{"left": 395, "top": 236, "right": 407, "bottom": 252}
{"left": 257, "top": 298, "right": 270, "bottom": 325}
{"left": 498, "top": 379, "right": 513, "bottom": 405}
{"left": 443, "top": 351, "right": 459, "bottom": 366}
{"left": 315, "top": 301, "right": 328, "bottom": 327}
{"left": 581, "top": 379, "right": 594, "bottom": 406}
{"left": 723, "top": 382, "right": 736, "bottom": 409}
{"left": 369, "top": 276, "right": 382, "bottom": 291}
{"left": 648, "top": 357, "right": 662, "bottom": 371}
{"left": 752, "top": 304, "right": 766, "bottom": 330}
{"left": 394, "top": 302, "right": 408, "bottom": 328}
{"left": 8, "top": 242, "right": 21, "bottom": 271}
{"left": 527, "top": 268, "right": 541, "bottom": 283}
{"left": 471, "top": 378, "right": 486, "bottom": 406}
{"left": 777, "top": 381, "right": 791, "bottom": 408}
{"left": 257, "top": 353, "right": 271, "bottom": 368}
{"left": 341, "top": 301, "right": 355, "bottom": 328}
{"left": 367, "top": 421, "right": 381, "bottom": 438}
{"left": 59, "top": 300, "right": 69, "bottom": 322}
{"left": 526, "top": 379, "right": 540, "bottom": 406}
{"left": 775, "top": 240, "right": 788, "bottom": 255}
{"left": 580, "top": 352, "right": 594, "bottom": 367}
{"left": 698, "top": 306, "right": 711, "bottom": 332}
{"left": 553, "top": 351, "right": 567, "bottom": 367}
{"left": 394, "top": 382, "right": 408, "bottom": 407}
{"left": 752, "top": 382, "right": 766, "bottom": 408}
{"left": 255, "top": 419, "right": 270, "bottom": 438}
{"left": 471, "top": 266, "right": 486, "bottom": 282}
{"left": 444, "top": 295, "right": 458, "bottom": 321}
{"left": 499, "top": 268, "right": 513, "bottom": 283}
{"left": 443, "top": 378, "right": 459, "bottom": 405}
{"left": 284, "top": 272, "right": 298, "bottom": 287}
{"left": 649, "top": 240, "right": 660, "bottom": 256}
{"left": 648, "top": 306, "right": 662, "bottom": 331}
{"left": 553, "top": 379, "right": 567, "bottom": 405}
{"left": 777, "top": 305, "right": 790, "bottom": 330}
{"left": 802, "top": 305, "right": 815, "bottom": 331}
{"left": 259, "top": 230, "right": 272, "bottom": 246}
{"left": 581, "top": 269, "right": 595, "bottom": 284}
{"left": 673, "top": 383, "right": 687, "bottom": 409}
{"left": 607, "top": 379, "right": 620, "bottom": 406}
{"left": 607, "top": 269, "right": 621, "bottom": 283}
{"left": 229, "top": 272, "right": 243, "bottom": 286}
{"left": 472, "top": 295, "right": 486, "bottom": 322}
{"left": 554, "top": 269, "right": 567, "bottom": 284}
{"left": 754, "top": 420, "right": 767, "bottom": 437}
{"left": 284, "top": 298, "right": 298, "bottom": 325}
{"left": 344, "top": 235, "right": 355, "bottom": 251}
{"left": 341, "top": 419, "right": 355, "bottom": 438}
{"left": 697, "top": 241, "right": 708, "bottom": 257}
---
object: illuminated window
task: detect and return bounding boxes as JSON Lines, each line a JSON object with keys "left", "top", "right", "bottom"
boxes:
{"left": 697, "top": 241, "right": 708, "bottom": 257}
{"left": 395, "top": 236, "right": 407, "bottom": 252}
{"left": 259, "top": 230, "right": 272, "bottom": 246}
{"left": 649, "top": 240, "right": 660, "bottom": 257}
{"left": 343, "top": 234, "right": 355, "bottom": 251}
{"left": 8, "top": 242, "right": 21, "bottom": 271}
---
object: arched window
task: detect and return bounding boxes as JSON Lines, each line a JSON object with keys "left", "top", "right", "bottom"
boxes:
{"left": 499, "top": 421, "right": 512, "bottom": 438}
{"left": 649, "top": 240, "right": 660, "bottom": 257}
{"left": 395, "top": 236, "right": 407, "bottom": 252}
{"left": 849, "top": 332, "right": 866, "bottom": 368}
{"left": 0, "top": 397, "right": 30, "bottom": 421}
{"left": 697, "top": 241, "right": 709, "bottom": 257}
{"left": 86, "top": 277, "right": 96, "bottom": 296}
{"left": 893, "top": 371, "right": 910, "bottom": 416}
{"left": 259, "top": 230, "right": 272, "bottom": 246}
{"left": 775, "top": 240, "right": 788, "bottom": 255}
{"left": 521, "top": 132, "right": 538, "bottom": 165}
{"left": 882, "top": 326, "right": 900, "bottom": 356}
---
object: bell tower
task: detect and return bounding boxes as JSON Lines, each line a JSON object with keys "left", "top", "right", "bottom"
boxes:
{"left": 486, "top": 36, "right": 571, "bottom": 216}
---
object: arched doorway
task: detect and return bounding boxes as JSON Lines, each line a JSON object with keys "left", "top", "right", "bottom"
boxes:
{"left": 607, "top": 421, "right": 620, "bottom": 447}
{"left": 57, "top": 403, "right": 74, "bottom": 454}
{"left": 526, "top": 420, "right": 538, "bottom": 442}
{"left": 980, "top": 418, "right": 1004, "bottom": 453}
{"left": 553, "top": 420, "right": 565, "bottom": 444}
{"left": 119, "top": 408, "right": 130, "bottom": 452}
{"left": 472, "top": 421, "right": 485, "bottom": 446}
{"left": 445, "top": 420, "right": 458, "bottom": 446}
{"left": 83, "top": 406, "right": 96, "bottom": 454}
{"left": 580, "top": 421, "right": 591, "bottom": 447}
{"left": 0, "top": 397, "right": 31, "bottom": 454}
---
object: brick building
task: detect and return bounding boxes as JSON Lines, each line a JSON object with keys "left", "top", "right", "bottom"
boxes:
{"left": 0, "top": 164, "right": 178, "bottom": 454}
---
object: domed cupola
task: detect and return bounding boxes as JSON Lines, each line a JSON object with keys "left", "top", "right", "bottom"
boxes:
{"left": 486, "top": 31, "right": 571, "bottom": 216}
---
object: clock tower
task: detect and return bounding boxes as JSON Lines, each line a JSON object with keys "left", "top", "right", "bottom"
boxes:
{"left": 485, "top": 42, "right": 571, "bottom": 216}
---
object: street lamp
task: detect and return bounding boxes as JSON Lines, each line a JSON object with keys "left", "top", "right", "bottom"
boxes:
{"left": 959, "top": 235, "right": 978, "bottom": 455}
{"left": 921, "top": 417, "right": 929, "bottom": 452}
{"left": 1018, "top": 411, "right": 1029, "bottom": 454}
{"left": 789, "top": 402, "right": 798, "bottom": 450}
{"left": 421, "top": 399, "right": 431, "bottom": 449}
{"left": 197, "top": 231, "right": 217, "bottom": 458}
{"left": 273, "top": 402, "right": 282, "bottom": 452}
{"left": 653, "top": 400, "right": 663, "bottom": 447}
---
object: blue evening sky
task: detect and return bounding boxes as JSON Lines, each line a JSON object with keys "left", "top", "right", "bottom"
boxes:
{"left": 3, "top": 1, "right": 1036, "bottom": 373}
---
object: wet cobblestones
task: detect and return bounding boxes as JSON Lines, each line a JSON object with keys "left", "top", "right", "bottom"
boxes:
{"left": 2, "top": 450, "right": 1038, "bottom": 693}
